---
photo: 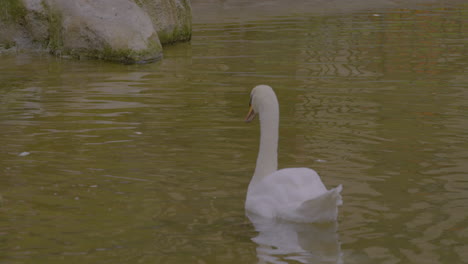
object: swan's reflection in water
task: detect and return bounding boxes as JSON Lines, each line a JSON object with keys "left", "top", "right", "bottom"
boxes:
{"left": 247, "top": 212, "right": 342, "bottom": 264}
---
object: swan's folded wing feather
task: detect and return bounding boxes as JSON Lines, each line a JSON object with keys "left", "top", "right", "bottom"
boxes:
{"left": 291, "top": 184, "right": 343, "bottom": 222}
{"left": 246, "top": 168, "right": 342, "bottom": 222}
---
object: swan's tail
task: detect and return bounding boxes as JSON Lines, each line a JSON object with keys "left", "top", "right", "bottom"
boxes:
{"left": 294, "top": 185, "right": 343, "bottom": 223}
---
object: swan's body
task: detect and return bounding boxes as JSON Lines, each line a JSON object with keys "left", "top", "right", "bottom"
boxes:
{"left": 245, "top": 85, "right": 342, "bottom": 223}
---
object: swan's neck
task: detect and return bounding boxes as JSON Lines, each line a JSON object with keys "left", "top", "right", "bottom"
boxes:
{"left": 252, "top": 101, "right": 279, "bottom": 183}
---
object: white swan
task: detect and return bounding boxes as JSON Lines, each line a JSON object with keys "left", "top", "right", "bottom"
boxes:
{"left": 245, "top": 85, "right": 343, "bottom": 223}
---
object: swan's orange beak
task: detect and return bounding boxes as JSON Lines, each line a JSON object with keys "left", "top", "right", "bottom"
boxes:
{"left": 245, "top": 106, "right": 256, "bottom": 122}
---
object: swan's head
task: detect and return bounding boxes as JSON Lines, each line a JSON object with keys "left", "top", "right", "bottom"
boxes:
{"left": 245, "top": 85, "right": 278, "bottom": 122}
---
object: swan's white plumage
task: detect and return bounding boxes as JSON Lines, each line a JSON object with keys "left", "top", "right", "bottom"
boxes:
{"left": 245, "top": 85, "right": 342, "bottom": 223}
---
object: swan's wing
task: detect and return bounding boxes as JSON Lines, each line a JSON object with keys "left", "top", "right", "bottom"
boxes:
{"left": 293, "top": 184, "right": 343, "bottom": 222}
{"left": 246, "top": 168, "right": 331, "bottom": 219}
{"left": 266, "top": 168, "right": 329, "bottom": 201}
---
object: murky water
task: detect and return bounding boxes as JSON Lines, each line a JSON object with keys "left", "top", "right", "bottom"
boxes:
{"left": 1, "top": 0, "right": 467, "bottom": 263}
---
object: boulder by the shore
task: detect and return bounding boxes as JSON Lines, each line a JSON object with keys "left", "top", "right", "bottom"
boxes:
{"left": 0, "top": 0, "right": 192, "bottom": 63}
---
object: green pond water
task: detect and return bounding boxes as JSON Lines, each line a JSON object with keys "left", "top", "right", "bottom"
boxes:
{"left": 1, "top": 0, "right": 467, "bottom": 263}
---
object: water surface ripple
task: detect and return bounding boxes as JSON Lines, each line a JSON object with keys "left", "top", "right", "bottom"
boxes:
{"left": 1, "top": 1, "right": 467, "bottom": 263}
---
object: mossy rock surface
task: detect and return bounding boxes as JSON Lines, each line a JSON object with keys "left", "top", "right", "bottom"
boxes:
{"left": 42, "top": 0, "right": 164, "bottom": 63}
{"left": 135, "top": 0, "right": 192, "bottom": 45}
{"left": 0, "top": 0, "right": 27, "bottom": 23}
{"left": 0, "top": 0, "right": 192, "bottom": 63}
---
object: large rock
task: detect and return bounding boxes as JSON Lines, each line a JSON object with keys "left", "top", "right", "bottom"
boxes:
{"left": 137, "top": 0, "right": 192, "bottom": 44}
{"left": 48, "top": 0, "right": 163, "bottom": 63}
{"left": 0, "top": 0, "right": 192, "bottom": 63}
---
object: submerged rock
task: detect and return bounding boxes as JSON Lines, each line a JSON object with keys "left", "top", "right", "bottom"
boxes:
{"left": 0, "top": 0, "right": 192, "bottom": 63}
